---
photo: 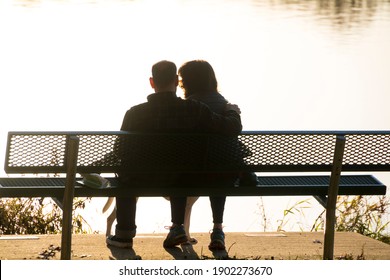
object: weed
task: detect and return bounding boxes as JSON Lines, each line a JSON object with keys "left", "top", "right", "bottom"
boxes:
{"left": 311, "top": 195, "right": 390, "bottom": 244}
{"left": 0, "top": 197, "right": 91, "bottom": 234}
{"left": 276, "top": 199, "right": 311, "bottom": 232}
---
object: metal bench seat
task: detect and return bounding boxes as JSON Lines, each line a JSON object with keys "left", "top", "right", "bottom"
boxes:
{"left": 1, "top": 130, "right": 389, "bottom": 260}
{"left": 0, "top": 174, "right": 385, "bottom": 197}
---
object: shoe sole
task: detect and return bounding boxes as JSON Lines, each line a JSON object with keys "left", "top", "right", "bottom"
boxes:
{"left": 163, "top": 234, "right": 188, "bottom": 248}
{"left": 106, "top": 238, "right": 133, "bottom": 248}
{"left": 208, "top": 240, "right": 225, "bottom": 250}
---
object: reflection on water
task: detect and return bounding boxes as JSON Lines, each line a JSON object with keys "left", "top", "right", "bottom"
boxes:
{"left": 262, "top": 0, "right": 384, "bottom": 29}
{"left": 258, "top": 0, "right": 382, "bottom": 20}
{"left": 1, "top": 0, "right": 389, "bottom": 233}
{"left": 12, "top": 0, "right": 390, "bottom": 24}
{"left": 7, "top": 0, "right": 390, "bottom": 46}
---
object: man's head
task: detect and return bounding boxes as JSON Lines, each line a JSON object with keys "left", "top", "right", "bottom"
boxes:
{"left": 150, "top": 60, "right": 178, "bottom": 92}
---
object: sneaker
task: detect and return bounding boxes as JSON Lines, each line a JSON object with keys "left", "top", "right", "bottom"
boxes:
{"left": 106, "top": 235, "right": 133, "bottom": 248}
{"left": 208, "top": 228, "right": 225, "bottom": 250}
{"left": 163, "top": 225, "right": 188, "bottom": 248}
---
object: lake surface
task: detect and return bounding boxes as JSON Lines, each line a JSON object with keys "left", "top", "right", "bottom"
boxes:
{"left": 0, "top": 0, "right": 389, "bottom": 234}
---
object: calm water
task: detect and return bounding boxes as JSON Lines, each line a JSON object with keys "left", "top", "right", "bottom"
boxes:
{"left": 0, "top": 0, "right": 389, "bottom": 233}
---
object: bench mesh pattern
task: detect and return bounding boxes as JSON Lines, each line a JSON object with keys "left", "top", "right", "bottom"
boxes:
{"left": 77, "top": 134, "right": 120, "bottom": 167}
{"left": 344, "top": 134, "right": 390, "bottom": 166}
{"left": 237, "top": 134, "right": 335, "bottom": 166}
{"left": 120, "top": 134, "right": 209, "bottom": 170}
{"left": 0, "top": 177, "right": 67, "bottom": 187}
{"left": 5, "top": 132, "right": 390, "bottom": 173}
{"left": 258, "top": 175, "right": 380, "bottom": 187}
{"left": 7, "top": 134, "right": 67, "bottom": 169}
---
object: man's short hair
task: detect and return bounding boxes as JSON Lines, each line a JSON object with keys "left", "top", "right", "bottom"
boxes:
{"left": 152, "top": 60, "right": 177, "bottom": 88}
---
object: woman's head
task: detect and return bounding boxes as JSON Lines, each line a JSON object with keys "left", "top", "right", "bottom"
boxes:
{"left": 178, "top": 60, "right": 219, "bottom": 98}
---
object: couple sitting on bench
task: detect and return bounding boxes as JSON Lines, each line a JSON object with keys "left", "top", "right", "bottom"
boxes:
{"left": 107, "top": 60, "right": 256, "bottom": 251}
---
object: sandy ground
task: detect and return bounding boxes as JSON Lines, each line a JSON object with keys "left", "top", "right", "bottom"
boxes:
{"left": 1, "top": 232, "right": 389, "bottom": 260}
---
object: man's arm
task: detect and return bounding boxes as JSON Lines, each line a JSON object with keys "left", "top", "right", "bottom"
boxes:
{"left": 120, "top": 109, "right": 132, "bottom": 131}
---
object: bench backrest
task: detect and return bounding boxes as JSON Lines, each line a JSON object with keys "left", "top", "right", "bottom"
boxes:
{"left": 4, "top": 131, "right": 390, "bottom": 174}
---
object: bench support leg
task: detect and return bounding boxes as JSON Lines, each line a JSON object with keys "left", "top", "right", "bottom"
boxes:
{"left": 313, "top": 195, "right": 327, "bottom": 208}
{"left": 60, "top": 136, "right": 79, "bottom": 260}
{"left": 52, "top": 197, "right": 64, "bottom": 209}
{"left": 323, "top": 135, "right": 346, "bottom": 260}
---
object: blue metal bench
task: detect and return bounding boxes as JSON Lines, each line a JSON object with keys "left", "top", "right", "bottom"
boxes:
{"left": 0, "top": 130, "right": 389, "bottom": 260}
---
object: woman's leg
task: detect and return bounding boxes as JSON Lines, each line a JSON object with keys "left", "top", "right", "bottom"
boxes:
{"left": 209, "top": 196, "right": 226, "bottom": 229}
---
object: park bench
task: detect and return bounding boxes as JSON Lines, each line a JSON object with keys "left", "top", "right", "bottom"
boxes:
{"left": 0, "top": 130, "right": 389, "bottom": 260}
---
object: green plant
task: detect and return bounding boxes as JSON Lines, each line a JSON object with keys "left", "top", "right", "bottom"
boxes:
{"left": 277, "top": 199, "right": 311, "bottom": 232}
{"left": 312, "top": 195, "right": 390, "bottom": 244}
{"left": 0, "top": 197, "right": 92, "bottom": 234}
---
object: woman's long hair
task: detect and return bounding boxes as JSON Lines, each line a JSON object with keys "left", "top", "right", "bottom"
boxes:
{"left": 178, "top": 60, "right": 219, "bottom": 98}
